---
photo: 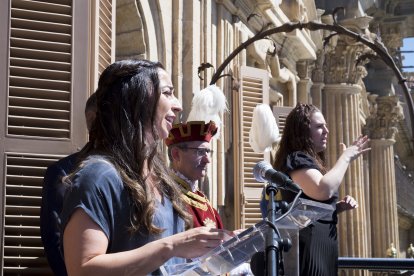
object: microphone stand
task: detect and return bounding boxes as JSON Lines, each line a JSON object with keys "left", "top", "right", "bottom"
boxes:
{"left": 264, "top": 183, "right": 291, "bottom": 276}
{"left": 265, "top": 182, "right": 279, "bottom": 276}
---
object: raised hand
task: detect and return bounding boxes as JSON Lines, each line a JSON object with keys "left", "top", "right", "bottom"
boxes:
{"left": 339, "top": 135, "right": 371, "bottom": 163}
{"left": 336, "top": 195, "right": 358, "bottom": 214}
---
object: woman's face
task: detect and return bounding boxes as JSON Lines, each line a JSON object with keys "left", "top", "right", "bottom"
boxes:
{"left": 310, "top": 111, "right": 329, "bottom": 153}
{"left": 155, "top": 69, "right": 182, "bottom": 139}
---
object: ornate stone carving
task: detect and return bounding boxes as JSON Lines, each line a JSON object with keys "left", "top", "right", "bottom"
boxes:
{"left": 323, "top": 42, "right": 369, "bottom": 84}
{"left": 280, "top": 0, "right": 308, "bottom": 22}
{"left": 408, "top": 243, "right": 414, "bottom": 258}
{"left": 269, "top": 88, "right": 283, "bottom": 106}
{"left": 322, "top": 16, "right": 374, "bottom": 85}
{"left": 363, "top": 96, "right": 404, "bottom": 140}
{"left": 386, "top": 242, "right": 398, "bottom": 258}
{"left": 311, "top": 50, "right": 325, "bottom": 83}
{"left": 380, "top": 22, "right": 404, "bottom": 50}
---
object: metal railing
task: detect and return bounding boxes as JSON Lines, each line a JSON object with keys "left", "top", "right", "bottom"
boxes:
{"left": 339, "top": 257, "right": 414, "bottom": 272}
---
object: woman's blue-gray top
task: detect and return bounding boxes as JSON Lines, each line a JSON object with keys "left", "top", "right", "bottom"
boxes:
{"left": 60, "top": 155, "right": 185, "bottom": 274}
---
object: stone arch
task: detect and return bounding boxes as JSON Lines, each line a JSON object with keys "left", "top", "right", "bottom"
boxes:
{"left": 116, "top": 0, "right": 165, "bottom": 62}
{"left": 116, "top": 0, "right": 146, "bottom": 60}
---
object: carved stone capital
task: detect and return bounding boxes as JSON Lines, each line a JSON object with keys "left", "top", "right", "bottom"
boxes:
{"left": 380, "top": 22, "right": 404, "bottom": 50}
{"left": 323, "top": 42, "right": 369, "bottom": 84}
{"left": 363, "top": 95, "right": 405, "bottom": 140}
{"left": 321, "top": 16, "right": 376, "bottom": 85}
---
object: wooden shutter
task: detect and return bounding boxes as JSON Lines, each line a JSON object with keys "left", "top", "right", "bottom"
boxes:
{"left": 233, "top": 66, "right": 270, "bottom": 228}
{"left": 4, "top": 153, "right": 63, "bottom": 275}
{"left": 8, "top": 0, "right": 73, "bottom": 139}
{"left": 271, "top": 106, "right": 293, "bottom": 167}
{"left": 1, "top": 1, "right": 82, "bottom": 274}
{"left": 91, "top": 0, "right": 115, "bottom": 89}
{"left": 272, "top": 106, "right": 293, "bottom": 137}
{"left": 0, "top": 0, "right": 115, "bottom": 274}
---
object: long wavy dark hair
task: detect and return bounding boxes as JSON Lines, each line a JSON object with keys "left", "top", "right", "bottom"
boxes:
{"left": 78, "top": 59, "right": 192, "bottom": 233}
{"left": 273, "top": 103, "right": 327, "bottom": 174}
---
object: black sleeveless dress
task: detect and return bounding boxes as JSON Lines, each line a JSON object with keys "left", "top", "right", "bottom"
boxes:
{"left": 281, "top": 151, "right": 338, "bottom": 276}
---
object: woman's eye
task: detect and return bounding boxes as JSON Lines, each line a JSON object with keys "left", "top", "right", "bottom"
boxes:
{"left": 162, "top": 90, "right": 173, "bottom": 96}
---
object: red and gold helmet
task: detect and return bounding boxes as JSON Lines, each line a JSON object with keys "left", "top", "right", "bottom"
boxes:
{"left": 165, "top": 121, "right": 218, "bottom": 146}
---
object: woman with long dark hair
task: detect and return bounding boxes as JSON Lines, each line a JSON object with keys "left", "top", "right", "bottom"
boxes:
{"left": 61, "top": 59, "right": 230, "bottom": 275}
{"left": 272, "top": 103, "right": 369, "bottom": 275}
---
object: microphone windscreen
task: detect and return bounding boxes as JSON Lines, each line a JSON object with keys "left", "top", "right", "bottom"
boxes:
{"left": 250, "top": 251, "right": 265, "bottom": 276}
{"left": 253, "top": 161, "right": 272, "bottom": 182}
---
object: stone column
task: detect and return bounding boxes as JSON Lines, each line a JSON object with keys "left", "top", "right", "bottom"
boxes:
{"left": 310, "top": 50, "right": 325, "bottom": 109}
{"left": 323, "top": 83, "right": 369, "bottom": 261}
{"left": 321, "top": 16, "right": 372, "bottom": 271}
{"left": 297, "top": 60, "right": 312, "bottom": 103}
{"left": 363, "top": 96, "right": 404, "bottom": 257}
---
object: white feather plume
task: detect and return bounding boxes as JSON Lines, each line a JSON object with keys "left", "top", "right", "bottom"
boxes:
{"left": 249, "top": 104, "right": 280, "bottom": 153}
{"left": 186, "top": 85, "right": 228, "bottom": 139}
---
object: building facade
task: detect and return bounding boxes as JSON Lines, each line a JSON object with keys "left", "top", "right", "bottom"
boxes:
{"left": 0, "top": 0, "right": 413, "bottom": 274}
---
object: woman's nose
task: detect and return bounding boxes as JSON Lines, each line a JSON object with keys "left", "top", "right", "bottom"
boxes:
{"left": 171, "top": 97, "right": 182, "bottom": 113}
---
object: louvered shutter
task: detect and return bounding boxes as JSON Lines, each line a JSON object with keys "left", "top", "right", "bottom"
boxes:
{"left": 4, "top": 153, "right": 63, "bottom": 275}
{"left": 0, "top": 0, "right": 115, "bottom": 274}
{"left": 8, "top": 0, "right": 74, "bottom": 139}
{"left": 272, "top": 106, "right": 293, "bottom": 138}
{"left": 91, "top": 0, "right": 115, "bottom": 87}
{"left": 2, "top": 1, "right": 83, "bottom": 274}
{"left": 234, "top": 66, "right": 270, "bottom": 229}
{"left": 270, "top": 105, "right": 293, "bottom": 170}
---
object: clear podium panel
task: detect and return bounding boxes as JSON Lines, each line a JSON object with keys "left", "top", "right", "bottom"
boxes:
{"left": 161, "top": 221, "right": 271, "bottom": 276}
{"left": 201, "top": 221, "right": 270, "bottom": 275}
{"left": 275, "top": 198, "right": 335, "bottom": 229}
{"left": 161, "top": 198, "right": 334, "bottom": 276}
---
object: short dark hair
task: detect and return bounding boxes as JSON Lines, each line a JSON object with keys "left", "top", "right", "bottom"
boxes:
{"left": 85, "top": 92, "right": 97, "bottom": 114}
{"left": 167, "top": 142, "right": 189, "bottom": 162}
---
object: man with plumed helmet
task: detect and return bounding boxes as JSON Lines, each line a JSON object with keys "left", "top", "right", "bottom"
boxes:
{"left": 166, "top": 85, "right": 254, "bottom": 275}
{"left": 166, "top": 120, "right": 223, "bottom": 229}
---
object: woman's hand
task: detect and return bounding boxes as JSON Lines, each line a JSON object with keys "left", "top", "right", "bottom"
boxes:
{"left": 340, "top": 135, "right": 371, "bottom": 163}
{"left": 336, "top": 195, "right": 358, "bottom": 214}
{"left": 168, "top": 227, "right": 234, "bottom": 259}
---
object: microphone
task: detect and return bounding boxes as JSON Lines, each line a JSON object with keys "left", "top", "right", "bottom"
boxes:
{"left": 253, "top": 161, "right": 302, "bottom": 193}
{"left": 250, "top": 251, "right": 265, "bottom": 276}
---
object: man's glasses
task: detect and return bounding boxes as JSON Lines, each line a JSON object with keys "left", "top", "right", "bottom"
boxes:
{"left": 178, "top": 147, "right": 214, "bottom": 157}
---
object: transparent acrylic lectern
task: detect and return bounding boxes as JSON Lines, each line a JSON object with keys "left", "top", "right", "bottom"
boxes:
{"left": 160, "top": 198, "right": 334, "bottom": 276}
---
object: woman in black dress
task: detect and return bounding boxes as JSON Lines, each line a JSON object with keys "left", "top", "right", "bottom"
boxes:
{"left": 273, "top": 103, "right": 369, "bottom": 276}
